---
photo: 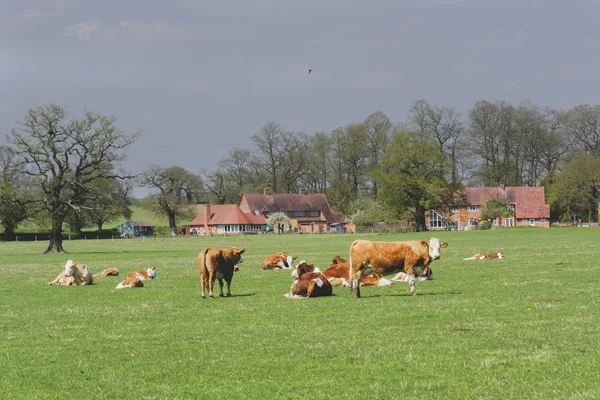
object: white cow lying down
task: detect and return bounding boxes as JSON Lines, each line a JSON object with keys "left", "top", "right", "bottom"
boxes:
{"left": 48, "top": 260, "right": 93, "bottom": 286}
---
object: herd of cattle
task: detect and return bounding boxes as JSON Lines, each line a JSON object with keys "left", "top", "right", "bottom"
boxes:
{"left": 48, "top": 237, "right": 503, "bottom": 299}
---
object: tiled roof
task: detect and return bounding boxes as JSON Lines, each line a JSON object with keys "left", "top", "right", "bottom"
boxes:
{"left": 132, "top": 221, "right": 153, "bottom": 227}
{"left": 510, "top": 187, "right": 550, "bottom": 219}
{"left": 464, "top": 186, "right": 549, "bottom": 219}
{"left": 189, "top": 204, "right": 267, "bottom": 226}
{"left": 241, "top": 193, "right": 339, "bottom": 224}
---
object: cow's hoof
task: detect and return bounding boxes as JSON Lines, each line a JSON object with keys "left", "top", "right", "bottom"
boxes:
{"left": 411, "top": 292, "right": 417, "bottom": 296}
{"left": 219, "top": 293, "right": 224, "bottom": 297}
{"left": 226, "top": 293, "right": 231, "bottom": 297}
{"left": 201, "top": 295, "right": 206, "bottom": 299}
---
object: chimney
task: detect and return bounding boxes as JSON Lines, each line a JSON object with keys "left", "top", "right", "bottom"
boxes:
{"left": 299, "top": 187, "right": 306, "bottom": 196}
{"left": 263, "top": 187, "right": 270, "bottom": 196}
{"left": 204, "top": 204, "right": 211, "bottom": 234}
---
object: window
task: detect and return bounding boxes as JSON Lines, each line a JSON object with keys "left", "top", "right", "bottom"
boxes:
{"left": 429, "top": 210, "right": 446, "bottom": 229}
{"left": 294, "top": 211, "right": 305, "bottom": 217}
{"left": 507, "top": 205, "right": 515, "bottom": 211}
{"left": 310, "top": 210, "right": 319, "bottom": 217}
{"left": 530, "top": 219, "right": 535, "bottom": 226}
{"left": 451, "top": 206, "right": 459, "bottom": 212}
{"left": 254, "top": 210, "right": 260, "bottom": 216}
{"left": 250, "top": 224, "right": 262, "bottom": 230}
{"left": 540, "top": 218, "right": 546, "bottom": 224}
{"left": 468, "top": 206, "right": 478, "bottom": 212}
{"left": 522, "top": 219, "right": 528, "bottom": 225}
{"left": 506, "top": 218, "right": 514, "bottom": 227}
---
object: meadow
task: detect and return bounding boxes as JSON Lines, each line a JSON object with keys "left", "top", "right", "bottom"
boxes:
{"left": 1, "top": 228, "right": 599, "bottom": 399}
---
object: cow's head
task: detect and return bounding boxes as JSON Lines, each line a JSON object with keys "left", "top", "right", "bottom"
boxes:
{"left": 329, "top": 255, "right": 348, "bottom": 268}
{"left": 279, "top": 253, "right": 296, "bottom": 269}
{"left": 292, "top": 261, "right": 320, "bottom": 278}
{"left": 426, "top": 238, "right": 448, "bottom": 260}
{"left": 63, "top": 260, "right": 77, "bottom": 277}
{"left": 146, "top": 267, "right": 157, "bottom": 279}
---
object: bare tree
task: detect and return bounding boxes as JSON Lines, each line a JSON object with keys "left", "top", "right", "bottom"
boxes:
{"left": 364, "top": 111, "right": 392, "bottom": 196}
{"left": 5, "top": 103, "right": 137, "bottom": 253}
{"left": 250, "top": 121, "right": 287, "bottom": 192}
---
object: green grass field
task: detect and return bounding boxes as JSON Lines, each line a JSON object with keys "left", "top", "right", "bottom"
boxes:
{"left": 1, "top": 228, "right": 599, "bottom": 399}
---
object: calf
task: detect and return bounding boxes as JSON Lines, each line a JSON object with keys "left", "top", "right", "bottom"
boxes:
{"left": 94, "top": 267, "right": 119, "bottom": 277}
{"left": 285, "top": 262, "right": 332, "bottom": 298}
{"left": 262, "top": 252, "right": 296, "bottom": 270}
{"left": 349, "top": 238, "right": 448, "bottom": 298}
{"left": 49, "top": 260, "right": 93, "bottom": 286}
{"left": 115, "top": 268, "right": 156, "bottom": 289}
{"left": 488, "top": 252, "right": 504, "bottom": 259}
{"left": 325, "top": 255, "right": 393, "bottom": 287}
{"left": 198, "top": 247, "right": 245, "bottom": 298}
{"left": 463, "top": 253, "right": 487, "bottom": 260}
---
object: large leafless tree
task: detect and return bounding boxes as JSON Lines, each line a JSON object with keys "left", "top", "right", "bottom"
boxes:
{"left": 5, "top": 103, "right": 137, "bottom": 253}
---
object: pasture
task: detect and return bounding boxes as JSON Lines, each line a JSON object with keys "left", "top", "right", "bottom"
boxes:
{"left": 1, "top": 228, "right": 599, "bottom": 399}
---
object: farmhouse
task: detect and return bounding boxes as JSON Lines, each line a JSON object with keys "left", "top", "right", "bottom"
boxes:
{"left": 427, "top": 184, "right": 550, "bottom": 230}
{"left": 239, "top": 188, "right": 348, "bottom": 233}
{"left": 117, "top": 221, "right": 154, "bottom": 237}
{"left": 188, "top": 204, "right": 267, "bottom": 235}
{"left": 189, "top": 188, "right": 349, "bottom": 235}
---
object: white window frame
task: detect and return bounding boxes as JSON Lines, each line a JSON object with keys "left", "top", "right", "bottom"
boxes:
{"left": 294, "top": 211, "right": 305, "bottom": 217}
{"left": 529, "top": 219, "right": 535, "bottom": 226}
{"left": 468, "top": 206, "right": 478, "bottom": 212}
{"left": 451, "top": 206, "right": 459, "bottom": 212}
{"left": 310, "top": 210, "right": 319, "bottom": 217}
{"left": 429, "top": 210, "right": 446, "bottom": 229}
{"left": 506, "top": 218, "right": 514, "bottom": 227}
{"left": 540, "top": 218, "right": 546, "bottom": 224}
{"left": 507, "top": 204, "right": 515, "bottom": 211}
{"left": 522, "top": 219, "right": 528, "bottom": 225}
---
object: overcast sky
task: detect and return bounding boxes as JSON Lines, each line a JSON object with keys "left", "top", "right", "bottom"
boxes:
{"left": 2, "top": 0, "right": 600, "bottom": 193}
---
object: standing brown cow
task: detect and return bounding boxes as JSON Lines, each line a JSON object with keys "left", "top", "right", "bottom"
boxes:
{"left": 198, "top": 247, "right": 245, "bottom": 298}
{"left": 349, "top": 238, "right": 448, "bottom": 298}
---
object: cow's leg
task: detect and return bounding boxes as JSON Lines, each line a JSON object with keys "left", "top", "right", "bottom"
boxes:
{"left": 200, "top": 274, "right": 206, "bottom": 298}
{"left": 225, "top": 276, "right": 232, "bottom": 297}
{"left": 217, "top": 278, "right": 225, "bottom": 297}
{"left": 406, "top": 266, "right": 417, "bottom": 296}
{"left": 351, "top": 267, "right": 364, "bottom": 298}
{"left": 208, "top": 272, "right": 215, "bottom": 298}
{"left": 306, "top": 281, "right": 316, "bottom": 298}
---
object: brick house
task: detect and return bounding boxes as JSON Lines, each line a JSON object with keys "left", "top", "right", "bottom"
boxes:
{"left": 427, "top": 184, "right": 551, "bottom": 230}
{"left": 188, "top": 204, "right": 267, "bottom": 235}
{"left": 239, "top": 188, "right": 348, "bottom": 233}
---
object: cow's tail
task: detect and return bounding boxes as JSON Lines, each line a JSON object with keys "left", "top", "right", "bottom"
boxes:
{"left": 463, "top": 256, "right": 476, "bottom": 260}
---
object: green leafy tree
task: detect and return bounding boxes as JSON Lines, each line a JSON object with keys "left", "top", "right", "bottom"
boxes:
{"left": 377, "top": 130, "right": 448, "bottom": 232}
{"left": 347, "top": 196, "right": 394, "bottom": 229}
{"left": 546, "top": 153, "right": 600, "bottom": 222}
{"left": 140, "top": 165, "right": 204, "bottom": 231}
{"left": 0, "top": 146, "right": 39, "bottom": 239}
{"left": 5, "top": 103, "right": 137, "bottom": 253}
{"left": 480, "top": 196, "right": 514, "bottom": 227}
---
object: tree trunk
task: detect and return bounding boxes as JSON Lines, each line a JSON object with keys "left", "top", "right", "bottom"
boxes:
{"left": 97, "top": 221, "right": 103, "bottom": 231}
{"left": 168, "top": 213, "right": 177, "bottom": 231}
{"left": 44, "top": 217, "right": 66, "bottom": 253}
{"left": 2, "top": 224, "right": 15, "bottom": 241}
{"left": 415, "top": 208, "right": 429, "bottom": 232}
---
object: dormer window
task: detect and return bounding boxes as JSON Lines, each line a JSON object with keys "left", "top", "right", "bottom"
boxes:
{"left": 468, "top": 206, "right": 478, "bottom": 212}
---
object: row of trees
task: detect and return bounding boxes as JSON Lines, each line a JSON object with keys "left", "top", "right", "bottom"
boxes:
{"left": 3, "top": 99, "right": 600, "bottom": 252}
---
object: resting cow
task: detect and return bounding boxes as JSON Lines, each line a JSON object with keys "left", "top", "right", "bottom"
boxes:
{"left": 94, "top": 267, "right": 120, "bottom": 277}
{"left": 285, "top": 262, "right": 332, "bottom": 298}
{"left": 349, "top": 238, "right": 448, "bottom": 298}
{"left": 487, "top": 252, "right": 504, "bottom": 259}
{"left": 262, "top": 252, "right": 296, "bottom": 270}
{"left": 48, "top": 260, "right": 93, "bottom": 286}
{"left": 198, "top": 247, "right": 245, "bottom": 298}
{"left": 115, "top": 267, "right": 156, "bottom": 289}
{"left": 463, "top": 253, "right": 487, "bottom": 261}
{"left": 325, "top": 255, "right": 393, "bottom": 287}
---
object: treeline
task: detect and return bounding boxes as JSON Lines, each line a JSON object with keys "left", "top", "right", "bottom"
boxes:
{"left": 3, "top": 100, "right": 600, "bottom": 252}
{"left": 203, "top": 100, "right": 600, "bottom": 225}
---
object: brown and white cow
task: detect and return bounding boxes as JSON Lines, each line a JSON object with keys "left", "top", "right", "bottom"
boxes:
{"left": 285, "top": 262, "right": 333, "bottom": 298}
{"left": 115, "top": 268, "right": 156, "bottom": 289}
{"left": 463, "top": 253, "right": 487, "bottom": 260}
{"left": 94, "top": 267, "right": 120, "bottom": 277}
{"left": 262, "top": 252, "right": 296, "bottom": 270}
{"left": 487, "top": 252, "right": 504, "bottom": 259}
{"left": 48, "top": 260, "right": 93, "bottom": 286}
{"left": 349, "top": 238, "right": 448, "bottom": 298}
{"left": 325, "top": 255, "right": 393, "bottom": 287}
{"left": 198, "top": 247, "right": 245, "bottom": 298}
